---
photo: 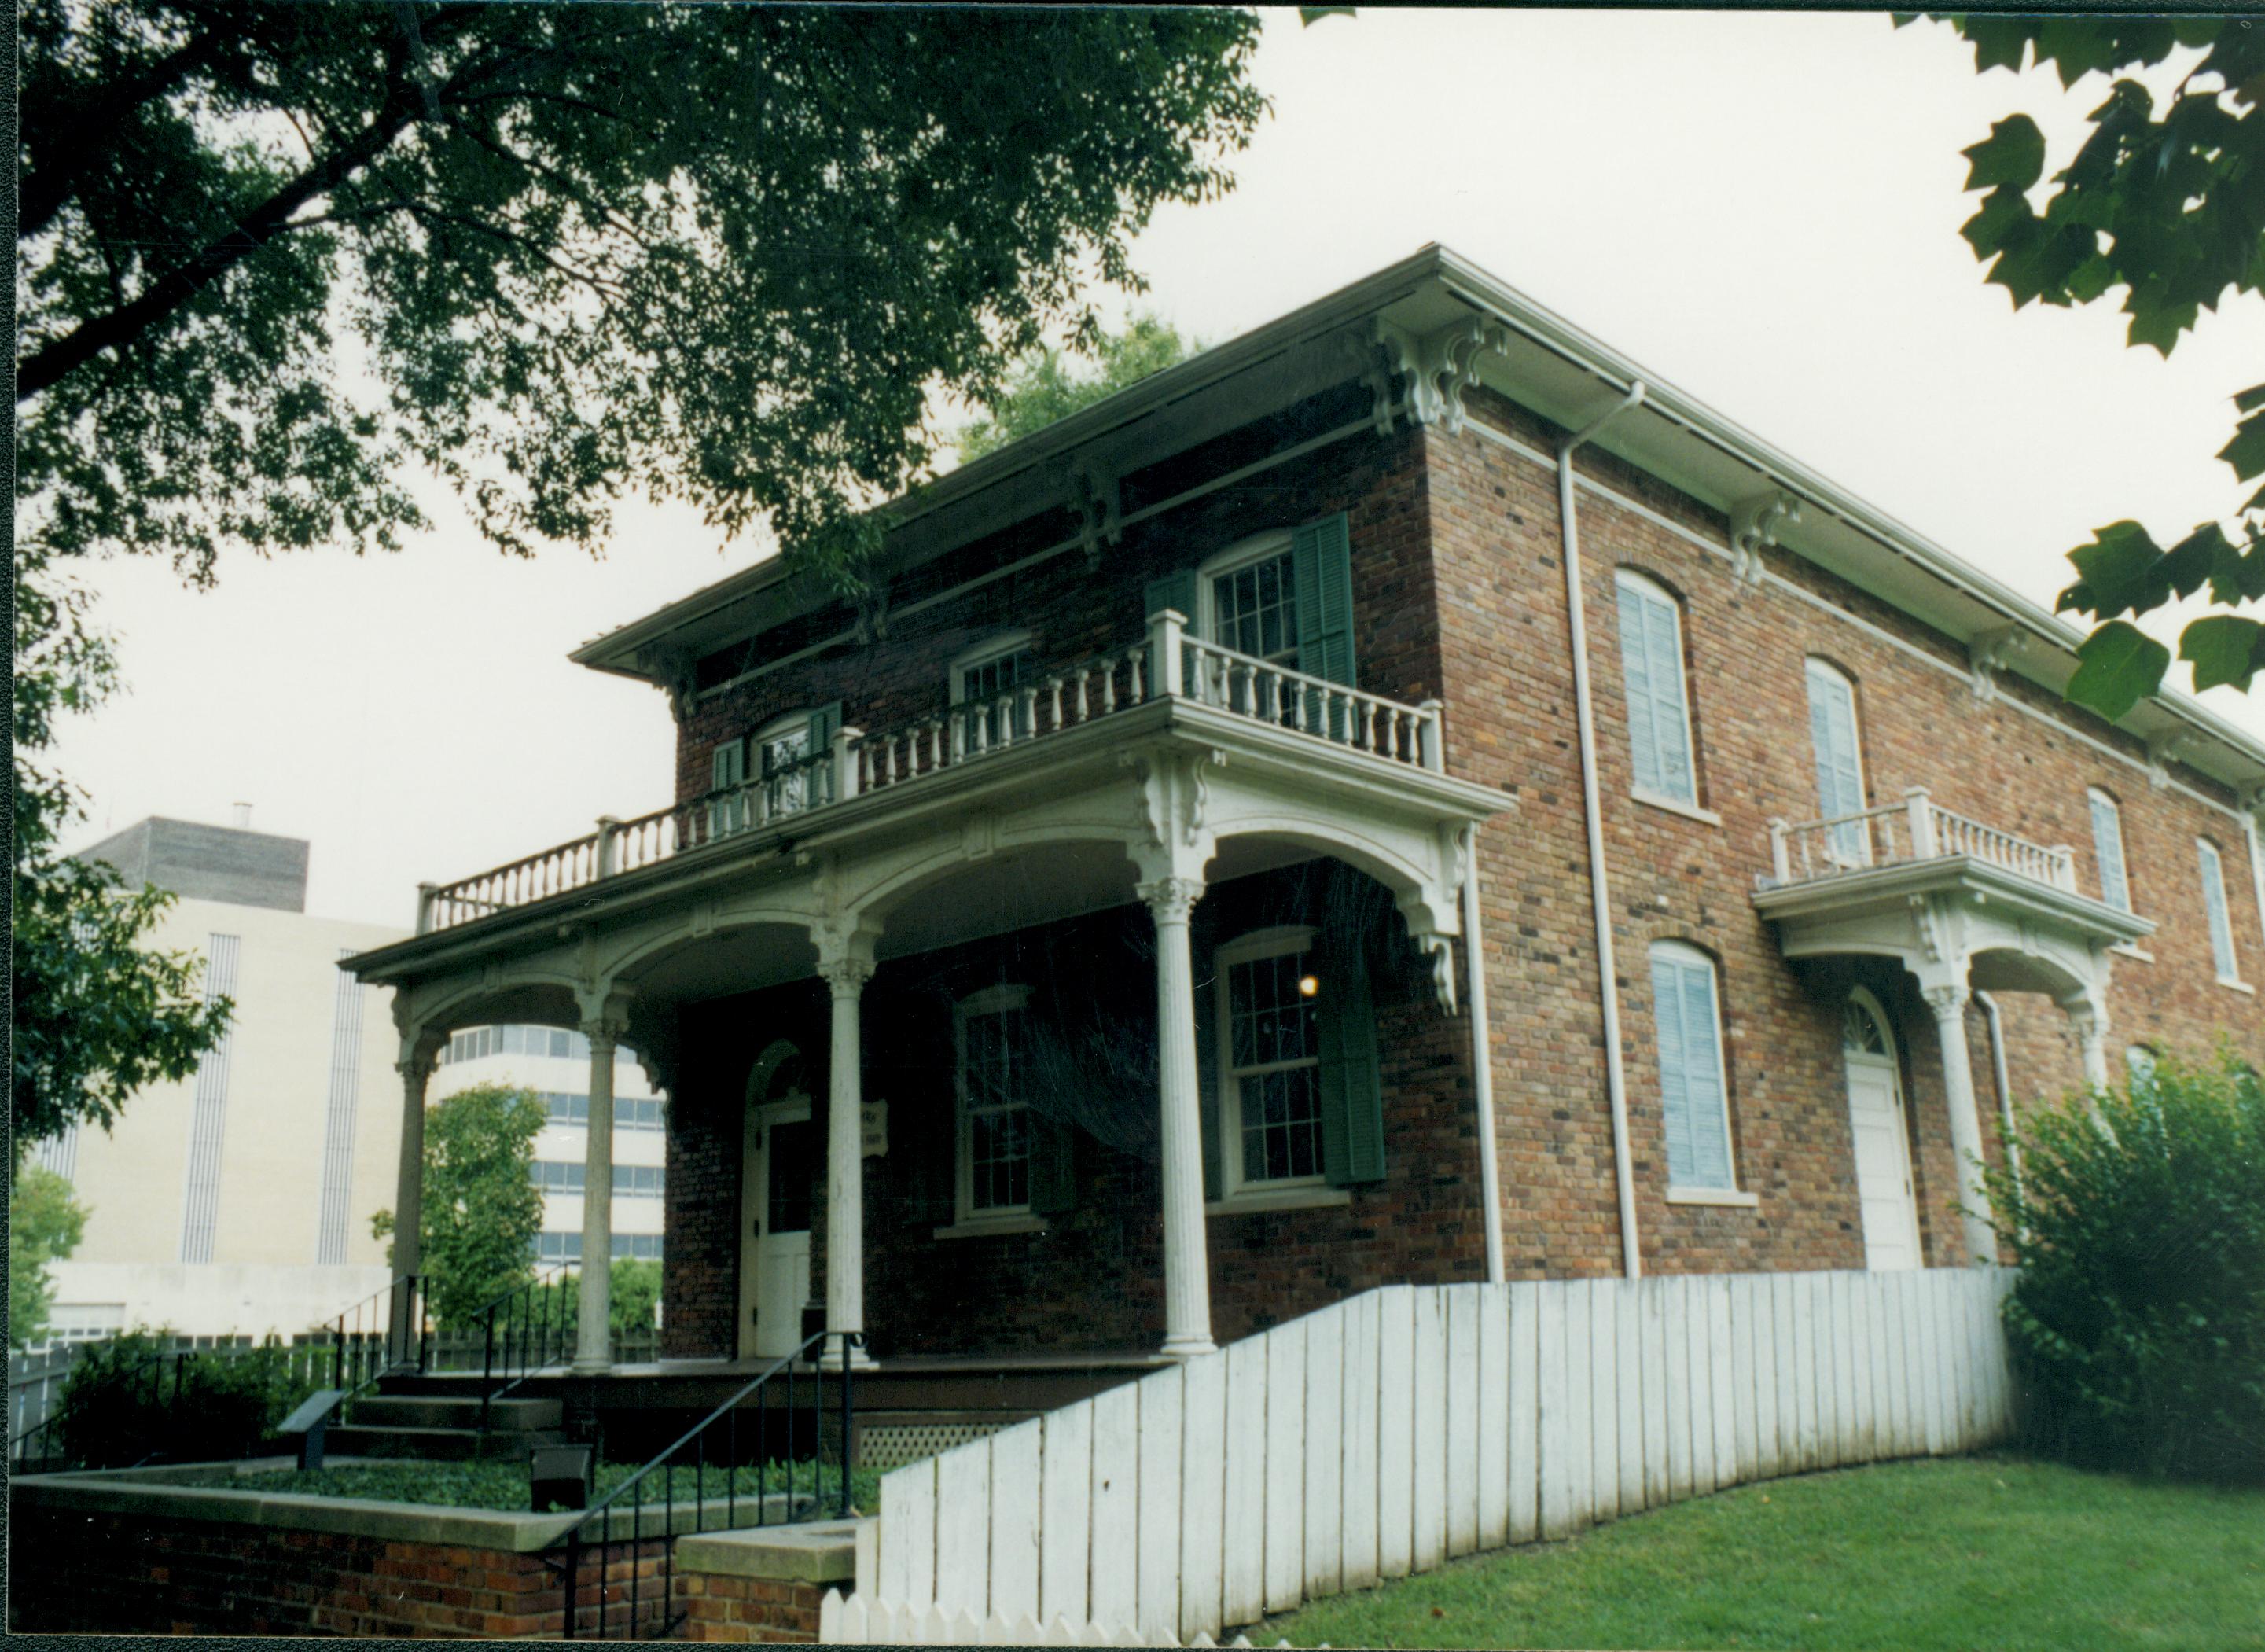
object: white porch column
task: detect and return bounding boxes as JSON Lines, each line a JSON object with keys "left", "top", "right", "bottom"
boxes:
{"left": 818, "top": 952, "right": 877, "bottom": 1366}
{"left": 389, "top": 1042, "right": 437, "bottom": 1357}
{"left": 1923, "top": 984, "right": 1998, "bottom": 1267}
{"left": 1140, "top": 874, "right": 1215, "bottom": 1359}
{"left": 573, "top": 1015, "right": 626, "bottom": 1374}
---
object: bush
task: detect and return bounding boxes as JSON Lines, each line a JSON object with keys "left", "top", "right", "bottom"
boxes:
{"left": 53, "top": 1330, "right": 303, "bottom": 1468}
{"left": 1984, "top": 1048, "right": 2264, "bottom": 1483}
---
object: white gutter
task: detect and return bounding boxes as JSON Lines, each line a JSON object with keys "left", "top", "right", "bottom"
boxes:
{"left": 1461, "top": 835, "right": 1506, "bottom": 1284}
{"left": 1558, "top": 380, "right": 1649, "bottom": 1279}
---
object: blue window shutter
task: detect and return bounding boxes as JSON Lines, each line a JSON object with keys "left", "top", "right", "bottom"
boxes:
{"left": 1644, "top": 598, "right": 1693, "bottom": 801}
{"left": 711, "top": 741, "right": 744, "bottom": 792}
{"left": 1028, "top": 1113, "right": 1076, "bottom": 1215}
{"left": 1291, "top": 513, "right": 1358, "bottom": 689}
{"left": 1679, "top": 963, "right": 1733, "bottom": 1189}
{"left": 1145, "top": 569, "right": 1199, "bottom": 621}
{"left": 1652, "top": 952, "right": 1697, "bottom": 1185}
{"left": 1318, "top": 939, "right": 1386, "bottom": 1187}
{"left": 1616, "top": 591, "right": 1662, "bottom": 794}
{"left": 1196, "top": 961, "right": 1223, "bottom": 1201}
{"left": 2200, "top": 841, "right": 2239, "bottom": 979}
{"left": 2090, "top": 795, "right": 2130, "bottom": 911}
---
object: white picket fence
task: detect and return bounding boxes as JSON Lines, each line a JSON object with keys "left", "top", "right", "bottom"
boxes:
{"left": 828, "top": 1268, "right": 2016, "bottom": 1646}
{"left": 817, "top": 1595, "right": 1293, "bottom": 1648}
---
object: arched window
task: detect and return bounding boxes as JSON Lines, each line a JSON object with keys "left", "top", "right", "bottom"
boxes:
{"left": 1647, "top": 941, "right": 1738, "bottom": 1194}
{"left": 2089, "top": 789, "right": 2131, "bottom": 913}
{"left": 1804, "top": 660, "right": 1870, "bottom": 864}
{"left": 1614, "top": 570, "right": 1698, "bottom": 807}
{"left": 1842, "top": 994, "right": 1892, "bottom": 1057}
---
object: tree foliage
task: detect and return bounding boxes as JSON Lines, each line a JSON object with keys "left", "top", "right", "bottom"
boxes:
{"left": 12, "top": 564, "right": 229, "bottom": 1149}
{"left": 371, "top": 1084, "right": 546, "bottom": 1326}
{"left": 1908, "top": 15, "right": 2265, "bottom": 720}
{"left": 9, "top": 1163, "right": 90, "bottom": 1352}
{"left": 955, "top": 315, "right": 1198, "bottom": 464}
{"left": 1982, "top": 1050, "right": 2264, "bottom": 1484}
{"left": 16, "top": 2, "right": 1265, "bottom": 588}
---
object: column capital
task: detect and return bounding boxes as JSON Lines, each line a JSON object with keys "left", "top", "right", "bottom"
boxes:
{"left": 1137, "top": 875, "right": 1205, "bottom": 925}
{"left": 817, "top": 957, "right": 876, "bottom": 999}
{"left": 1921, "top": 982, "right": 1970, "bottom": 1021}
{"left": 579, "top": 1015, "right": 631, "bottom": 1054}
{"left": 395, "top": 1036, "right": 442, "bottom": 1084}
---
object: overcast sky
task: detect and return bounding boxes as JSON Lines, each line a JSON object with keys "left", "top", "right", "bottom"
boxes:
{"left": 49, "top": 9, "right": 2265, "bottom": 929}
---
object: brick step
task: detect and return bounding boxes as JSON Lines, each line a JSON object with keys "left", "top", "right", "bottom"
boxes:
{"left": 351, "top": 1394, "right": 564, "bottom": 1431}
{"left": 324, "top": 1424, "right": 566, "bottom": 1461}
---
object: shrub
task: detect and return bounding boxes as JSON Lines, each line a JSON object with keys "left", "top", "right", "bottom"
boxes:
{"left": 1984, "top": 1048, "right": 2264, "bottom": 1483}
{"left": 53, "top": 1331, "right": 301, "bottom": 1468}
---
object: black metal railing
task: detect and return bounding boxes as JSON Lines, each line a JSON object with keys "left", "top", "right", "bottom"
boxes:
{"left": 474, "top": 1261, "right": 579, "bottom": 1433}
{"left": 328, "top": 1272, "right": 439, "bottom": 1397}
{"left": 544, "top": 1330, "right": 860, "bottom": 1640}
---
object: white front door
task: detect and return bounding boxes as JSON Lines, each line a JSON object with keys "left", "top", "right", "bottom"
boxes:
{"left": 737, "top": 1096, "right": 815, "bottom": 1359}
{"left": 1845, "top": 1054, "right": 1922, "bottom": 1271}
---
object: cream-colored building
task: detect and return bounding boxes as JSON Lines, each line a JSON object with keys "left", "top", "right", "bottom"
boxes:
{"left": 428, "top": 1025, "right": 668, "bottom": 1268}
{"left": 31, "top": 815, "right": 406, "bottom": 1341}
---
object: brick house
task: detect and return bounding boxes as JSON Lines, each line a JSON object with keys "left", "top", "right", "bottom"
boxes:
{"left": 345, "top": 245, "right": 2265, "bottom": 1377}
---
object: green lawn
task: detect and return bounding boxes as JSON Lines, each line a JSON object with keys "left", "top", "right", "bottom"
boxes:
{"left": 169, "top": 1455, "right": 882, "bottom": 1516}
{"left": 1267, "top": 1455, "right": 2265, "bottom": 1651}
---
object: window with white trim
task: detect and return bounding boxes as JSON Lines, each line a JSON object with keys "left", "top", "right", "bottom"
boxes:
{"left": 1648, "top": 941, "right": 1738, "bottom": 1194}
{"left": 2198, "top": 837, "right": 2241, "bottom": 982}
{"left": 1613, "top": 570, "right": 1698, "bottom": 807}
{"left": 756, "top": 712, "right": 816, "bottom": 818}
{"left": 956, "top": 986, "right": 1033, "bottom": 1219}
{"left": 2124, "top": 1044, "right": 2159, "bottom": 1091}
{"left": 1804, "top": 660, "right": 1870, "bottom": 865}
{"left": 1216, "top": 926, "right": 1325, "bottom": 1190}
{"left": 2089, "top": 789, "right": 2132, "bottom": 913}
{"left": 1201, "top": 532, "right": 1300, "bottom": 665}
{"left": 950, "top": 631, "right": 1034, "bottom": 748}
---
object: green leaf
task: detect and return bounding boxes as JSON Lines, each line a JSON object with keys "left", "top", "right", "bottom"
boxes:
{"left": 1298, "top": 6, "right": 1356, "bottom": 22}
{"left": 2065, "top": 620, "right": 2171, "bottom": 721}
{"left": 1962, "top": 115, "right": 2049, "bottom": 191}
{"left": 2219, "top": 407, "right": 2265, "bottom": 484}
{"left": 2178, "top": 613, "right": 2265, "bottom": 693}
{"left": 2063, "top": 520, "right": 2166, "bottom": 618}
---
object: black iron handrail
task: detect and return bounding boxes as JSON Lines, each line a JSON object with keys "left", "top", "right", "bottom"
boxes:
{"left": 476, "top": 1261, "right": 579, "bottom": 1433}
{"left": 545, "top": 1330, "right": 860, "bottom": 1639}
{"left": 329, "top": 1272, "right": 439, "bottom": 1400}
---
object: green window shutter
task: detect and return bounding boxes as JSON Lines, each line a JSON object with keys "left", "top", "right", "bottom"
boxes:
{"left": 711, "top": 741, "right": 745, "bottom": 792}
{"left": 1291, "top": 513, "right": 1357, "bottom": 690}
{"left": 1196, "top": 958, "right": 1223, "bottom": 1201}
{"left": 806, "top": 701, "right": 843, "bottom": 804}
{"left": 1145, "top": 569, "right": 1199, "bottom": 621}
{"left": 1317, "top": 939, "right": 1386, "bottom": 1187}
{"left": 1028, "top": 1113, "right": 1076, "bottom": 1216}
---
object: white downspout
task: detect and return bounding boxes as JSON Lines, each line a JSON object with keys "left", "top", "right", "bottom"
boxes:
{"left": 1461, "top": 846, "right": 1506, "bottom": 1283}
{"left": 1558, "top": 381, "right": 1648, "bottom": 1279}
{"left": 1975, "top": 989, "right": 2022, "bottom": 1201}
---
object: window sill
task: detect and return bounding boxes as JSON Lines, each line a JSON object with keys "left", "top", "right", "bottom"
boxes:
{"left": 2216, "top": 976, "right": 2256, "bottom": 996}
{"left": 1631, "top": 789, "right": 1722, "bottom": 828}
{"left": 2109, "top": 942, "right": 2153, "bottom": 962}
{"left": 1206, "top": 1186, "right": 1352, "bottom": 1216}
{"left": 932, "top": 1215, "right": 1050, "bottom": 1241}
{"left": 1666, "top": 1187, "right": 1759, "bottom": 1209}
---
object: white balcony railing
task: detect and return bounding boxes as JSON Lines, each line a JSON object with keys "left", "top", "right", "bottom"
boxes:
{"left": 417, "top": 610, "right": 1447, "bottom": 935}
{"left": 1763, "top": 788, "right": 2077, "bottom": 893}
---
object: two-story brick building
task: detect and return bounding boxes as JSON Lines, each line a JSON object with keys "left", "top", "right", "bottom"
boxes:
{"left": 345, "top": 245, "right": 2265, "bottom": 1379}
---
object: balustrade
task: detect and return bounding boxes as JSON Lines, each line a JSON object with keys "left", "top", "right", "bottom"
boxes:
{"left": 416, "top": 618, "right": 1450, "bottom": 935}
{"left": 1765, "top": 787, "right": 2079, "bottom": 893}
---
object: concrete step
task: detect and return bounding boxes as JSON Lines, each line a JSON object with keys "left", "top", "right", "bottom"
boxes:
{"left": 351, "top": 1394, "right": 563, "bottom": 1432}
{"left": 325, "top": 1424, "right": 566, "bottom": 1461}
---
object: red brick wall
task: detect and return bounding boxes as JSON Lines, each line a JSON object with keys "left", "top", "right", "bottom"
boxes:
{"left": 1424, "top": 387, "right": 2264, "bottom": 1280}
{"left": 650, "top": 371, "right": 2263, "bottom": 1345}
{"left": 662, "top": 862, "right": 1488, "bottom": 1360}
{"left": 677, "top": 1572, "right": 829, "bottom": 1642}
{"left": 4, "top": 1507, "right": 578, "bottom": 1639}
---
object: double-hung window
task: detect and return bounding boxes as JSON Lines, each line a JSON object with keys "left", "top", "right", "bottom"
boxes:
{"left": 756, "top": 712, "right": 816, "bottom": 819}
{"left": 957, "top": 986, "right": 1034, "bottom": 1220}
{"left": 1649, "top": 941, "right": 1739, "bottom": 1196}
{"left": 1217, "top": 928, "right": 1326, "bottom": 1190}
{"left": 1804, "top": 660, "right": 1870, "bottom": 865}
{"left": 2090, "top": 789, "right": 2132, "bottom": 912}
{"left": 1614, "top": 571, "right": 1697, "bottom": 808}
{"left": 2197, "top": 838, "right": 2243, "bottom": 984}
{"left": 951, "top": 633, "right": 1035, "bottom": 752}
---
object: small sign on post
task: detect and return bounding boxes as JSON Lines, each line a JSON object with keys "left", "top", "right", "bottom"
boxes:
{"left": 861, "top": 1099, "right": 888, "bottom": 1157}
{"left": 279, "top": 1389, "right": 347, "bottom": 1473}
{"left": 530, "top": 1443, "right": 594, "bottom": 1512}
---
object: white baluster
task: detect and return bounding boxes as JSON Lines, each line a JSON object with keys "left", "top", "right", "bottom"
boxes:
{"left": 1129, "top": 649, "right": 1146, "bottom": 703}
{"left": 1101, "top": 657, "right": 1119, "bottom": 715}
{"left": 1047, "top": 676, "right": 1064, "bottom": 732}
